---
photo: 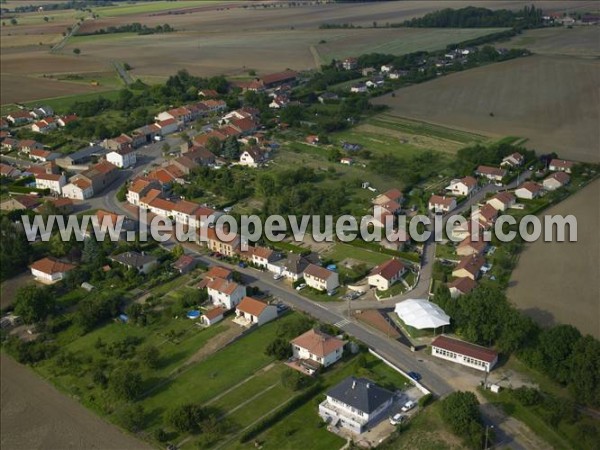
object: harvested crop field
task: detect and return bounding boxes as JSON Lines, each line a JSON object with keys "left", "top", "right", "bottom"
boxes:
{"left": 2, "top": 0, "right": 594, "bottom": 104}
{"left": 501, "top": 26, "right": 600, "bottom": 57}
{"left": 508, "top": 179, "right": 600, "bottom": 339}
{"left": 0, "top": 354, "right": 151, "bottom": 450}
{"left": 373, "top": 55, "right": 600, "bottom": 163}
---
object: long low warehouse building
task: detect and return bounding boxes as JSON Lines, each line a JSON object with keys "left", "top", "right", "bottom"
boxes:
{"left": 431, "top": 335, "right": 498, "bottom": 372}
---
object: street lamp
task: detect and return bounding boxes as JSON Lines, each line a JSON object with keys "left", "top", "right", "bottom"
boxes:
{"left": 484, "top": 424, "right": 494, "bottom": 449}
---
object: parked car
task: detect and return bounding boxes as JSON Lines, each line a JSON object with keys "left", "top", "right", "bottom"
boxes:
{"left": 327, "top": 289, "right": 338, "bottom": 297}
{"left": 238, "top": 262, "right": 247, "bottom": 268}
{"left": 407, "top": 371, "right": 421, "bottom": 381}
{"left": 389, "top": 413, "right": 406, "bottom": 425}
{"left": 295, "top": 283, "right": 306, "bottom": 291}
{"left": 273, "top": 273, "right": 283, "bottom": 280}
{"left": 401, "top": 400, "right": 416, "bottom": 412}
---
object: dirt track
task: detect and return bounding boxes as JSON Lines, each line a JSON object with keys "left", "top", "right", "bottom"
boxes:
{"left": 1, "top": 354, "right": 152, "bottom": 450}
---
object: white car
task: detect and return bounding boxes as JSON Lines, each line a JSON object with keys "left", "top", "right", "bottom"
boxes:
{"left": 295, "top": 283, "right": 306, "bottom": 291}
{"left": 273, "top": 273, "right": 283, "bottom": 280}
{"left": 389, "top": 413, "right": 406, "bottom": 425}
{"left": 401, "top": 400, "right": 415, "bottom": 412}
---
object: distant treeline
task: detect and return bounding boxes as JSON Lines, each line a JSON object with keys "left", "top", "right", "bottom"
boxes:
{"left": 77, "top": 23, "right": 175, "bottom": 36}
{"left": 12, "top": 1, "right": 115, "bottom": 13}
{"left": 402, "top": 6, "right": 545, "bottom": 29}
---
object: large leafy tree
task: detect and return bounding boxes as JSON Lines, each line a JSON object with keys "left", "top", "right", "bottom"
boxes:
{"left": 14, "top": 285, "right": 54, "bottom": 324}
{"left": 0, "top": 215, "right": 32, "bottom": 281}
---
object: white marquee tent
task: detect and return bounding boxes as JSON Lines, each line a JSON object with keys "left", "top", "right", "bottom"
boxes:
{"left": 394, "top": 298, "right": 450, "bottom": 330}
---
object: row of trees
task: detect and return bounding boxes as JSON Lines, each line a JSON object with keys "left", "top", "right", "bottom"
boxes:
{"left": 77, "top": 22, "right": 175, "bottom": 36}
{"left": 402, "top": 6, "right": 545, "bottom": 29}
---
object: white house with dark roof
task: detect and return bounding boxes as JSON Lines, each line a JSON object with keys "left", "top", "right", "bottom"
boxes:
{"left": 319, "top": 377, "right": 395, "bottom": 434}
{"left": 304, "top": 264, "right": 339, "bottom": 292}
{"left": 501, "top": 152, "right": 524, "bottom": 168}
{"left": 110, "top": 251, "right": 158, "bottom": 274}
{"left": 367, "top": 259, "right": 406, "bottom": 291}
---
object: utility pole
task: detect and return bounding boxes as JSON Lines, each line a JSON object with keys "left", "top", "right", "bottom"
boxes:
{"left": 484, "top": 424, "right": 494, "bottom": 449}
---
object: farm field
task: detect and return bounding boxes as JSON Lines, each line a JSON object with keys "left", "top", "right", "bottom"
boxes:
{"left": 2, "top": 0, "right": 593, "bottom": 105}
{"left": 373, "top": 54, "right": 600, "bottom": 163}
{"left": 500, "top": 26, "right": 600, "bottom": 57}
{"left": 1, "top": 353, "right": 151, "bottom": 450}
{"left": 508, "top": 179, "right": 600, "bottom": 339}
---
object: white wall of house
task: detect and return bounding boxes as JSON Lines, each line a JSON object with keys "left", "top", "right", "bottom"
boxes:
{"left": 305, "top": 272, "right": 339, "bottom": 291}
{"left": 62, "top": 183, "right": 93, "bottom": 200}
{"left": 292, "top": 345, "right": 343, "bottom": 367}
{"left": 446, "top": 181, "right": 472, "bottom": 196}
{"left": 515, "top": 188, "right": 538, "bottom": 200}
{"left": 31, "top": 268, "right": 63, "bottom": 283}
{"left": 543, "top": 179, "right": 564, "bottom": 191}
{"left": 367, "top": 270, "right": 404, "bottom": 291}
{"left": 487, "top": 198, "right": 513, "bottom": 211}
{"left": 35, "top": 175, "right": 65, "bottom": 195}
{"left": 431, "top": 345, "right": 496, "bottom": 372}
{"left": 107, "top": 151, "right": 136, "bottom": 169}
{"left": 319, "top": 394, "right": 393, "bottom": 434}
{"left": 208, "top": 285, "right": 245, "bottom": 310}
{"left": 237, "top": 305, "right": 277, "bottom": 326}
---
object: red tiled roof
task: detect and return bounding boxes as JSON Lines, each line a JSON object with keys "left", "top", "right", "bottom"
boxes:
{"left": 140, "top": 188, "right": 162, "bottom": 205}
{"left": 518, "top": 181, "right": 543, "bottom": 194}
{"left": 429, "top": 195, "right": 455, "bottom": 208}
{"left": 207, "top": 277, "right": 242, "bottom": 296}
{"left": 172, "top": 199, "right": 200, "bottom": 215}
{"left": 35, "top": 172, "right": 62, "bottom": 181}
{"left": 370, "top": 259, "right": 405, "bottom": 281}
{"left": 461, "top": 176, "right": 477, "bottom": 188}
{"left": 489, "top": 191, "right": 515, "bottom": 206}
{"left": 30, "top": 257, "right": 75, "bottom": 275}
{"left": 549, "top": 159, "right": 573, "bottom": 169}
{"left": 129, "top": 177, "right": 154, "bottom": 194}
{"left": 454, "top": 255, "right": 485, "bottom": 277}
{"left": 252, "top": 246, "right": 273, "bottom": 260}
{"left": 174, "top": 254, "right": 195, "bottom": 270}
{"left": 71, "top": 178, "right": 92, "bottom": 190}
{"left": 476, "top": 165, "right": 506, "bottom": 177}
{"left": 203, "top": 306, "right": 226, "bottom": 320}
{"left": 447, "top": 277, "right": 476, "bottom": 295}
{"left": 205, "top": 266, "right": 232, "bottom": 280}
{"left": 547, "top": 172, "right": 570, "bottom": 184}
{"left": 291, "top": 329, "right": 346, "bottom": 358}
{"left": 236, "top": 296, "right": 269, "bottom": 316}
{"left": 382, "top": 188, "right": 403, "bottom": 202}
{"left": 432, "top": 335, "right": 497, "bottom": 363}
{"left": 457, "top": 237, "right": 487, "bottom": 254}
{"left": 261, "top": 70, "right": 297, "bottom": 85}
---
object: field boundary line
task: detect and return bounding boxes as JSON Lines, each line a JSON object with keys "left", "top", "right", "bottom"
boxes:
{"left": 309, "top": 45, "right": 323, "bottom": 71}
{"left": 220, "top": 382, "right": 279, "bottom": 418}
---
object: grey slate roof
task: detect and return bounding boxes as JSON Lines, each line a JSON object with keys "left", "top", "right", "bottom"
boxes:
{"left": 326, "top": 377, "right": 394, "bottom": 414}
{"left": 110, "top": 251, "right": 157, "bottom": 268}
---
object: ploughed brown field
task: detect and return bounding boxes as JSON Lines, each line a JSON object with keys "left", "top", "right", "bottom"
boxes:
{"left": 1, "top": 353, "right": 151, "bottom": 450}
{"left": 1, "top": 0, "right": 595, "bottom": 105}
{"left": 373, "top": 28, "right": 599, "bottom": 163}
{"left": 508, "top": 180, "right": 600, "bottom": 339}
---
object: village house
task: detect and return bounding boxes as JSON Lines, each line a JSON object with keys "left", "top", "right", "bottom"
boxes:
{"left": 62, "top": 178, "right": 94, "bottom": 200}
{"left": 207, "top": 278, "right": 246, "bottom": 310}
{"left": 55, "top": 144, "right": 107, "bottom": 169}
{"left": 234, "top": 296, "right": 278, "bottom": 327}
{"left": 486, "top": 191, "right": 516, "bottom": 211}
{"left": 388, "top": 70, "right": 409, "bottom": 79}
{"left": 30, "top": 257, "right": 75, "bottom": 284}
{"left": 380, "top": 229, "right": 410, "bottom": 252}
{"left": 472, "top": 203, "right": 498, "bottom": 229}
{"left": 515, "top": 181, "right": 544, "bottom": 200}
{"left": 18, "top": 139, "right": 44, "bottom": 154}
{"left": 0, "top": 194, "right": 42, "bottom": 212}
{"left": 340, "top": 157, "right": 353, "bottom": 165}
{"left": 6, "top": 111, "right": 32, "bottom": 125}
{"left": 318, "top": 92, "right": 339, "bottom": 103}
{"left": 548, "top": 158, "right": 574, "bottom": 173}
{"left": 198, "top": 89, "right": 219, "bottom": 99}
{"left": 248, "top": 246, "right": 276, "bottom": 268}
{"left": 475, "top": 165, "right": 506, "bottom": 182}
{"left": 304, "top": 264, "right": 339, "bottom": 292}
{"left": 350, "top": 82, "right": 368, "bottom": 93}
{"left": 428, "top": 195, "right": 457, "bottom": 213}
{"left": 269, "top": 96, "right": 289, "bottom": 109}
{"left": 501, "top": 152, "right": 525, "bottom": 168}
{"left": 110, "top": 251, "right": 158, "bottom": 274}
{"left": 319, "top": 376, "right": 395, "bottom": 434}
{"left": 1, "top": 138, "right": 19, "bottom": 152}
{"left": 260, "top": 70, "right": 298, "bottom": 89}
{"left": 156, "top": 106, "right": 192, "bottom": 126}
{"left": 282, "top": 253, "right": 309, "bottom": 281}
{"left": 31, "top": 117, "right": 57, "bottom": 133}
{"left": 456, "top": 237, "right": 488, "bottom": 257}
{"left": 342, "top": 57, "right": 358, "bottom": 70}
{"left": 202, "top": 99, "right": 227, "bottom": 114}
{"left": 290, "top": 329, "right": 345, "bottom": 374}
{"left": 447, "top": 277, "right": 477, "bottom": 299}
{"left": 431, "top": 335, "right": 498, "bottom": 372}
{"left": 31, "top": 106, "right": 54, "bottom": 119}
{"left": 543, "top": 172, "right": 570, "bottom": 190}
{"left": 77, "top": 160, "right": 118, "bottom": 195}
{"left": 373, "top": 188, "right": 403, "bottom": 207}
{"left": 204, "top": 227, "right": 241, "bottom": 257}
{"left": 126, "top": 177, "right": 160, "bottom": 206}
{"left": 57, "top": 114, "right": 77, "bottom": 127}
{"left": 36, "top": 197, "right": 73, "bottom": 215}
{"left": 452, "top": 254, "right": 486, "bottom": 280}
{"left": 201, "top": 307, "right": 226, "bottom": 326}
{"left": 173, "top": 254, "right": 197, "bottom": 274}
{"left": 239, "top": 147, "right": 268, "bottom": 167}
{"left": 445, "top": 176, "right": 477, "bottom": 196}
{"left": 367, "top": 259, "right": 406, "bottom": 291}
{"left": 35, "top": 172, "right": 66, "bottom": 195}
{"left": 155, "top": 118, "right": 178, "bottom": 136}
{"left": 0, "top": 163, "right": 20, "bottom": 179}
{"left": 106, "top": 147, "right": 136, "bottom": 169}
{"left": 103, "top": 134, "right": 133, "bottom": 152}
{"left": 30, "top": 149, "right": 59, "bottom": 162}
{"left": 0, "top": 118, "right": 8, "bottom": 130}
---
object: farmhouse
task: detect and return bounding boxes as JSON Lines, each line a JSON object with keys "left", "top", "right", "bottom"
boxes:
{"left": 207, "top": 278, "right": 245, "bottom": 310}
{"left": 103, "top": 134, "right": 133, "bottom": 152}
{"left": 342, "top": 57, "right": 358, "bottom": 70}
{"left": 475, "top": 165, "right": 506, "bottom": 182}
{"left": 447, "top": 277, "right": 477, "bottom": 299}
{"left": 367, "top": 259, "right": 406, "bottom": 291}
{"left": 428, "top": 195, "right": 457, "bottom": 213}
{"left": 260, "top": 70, "right": 298, "bottom": 88}
{"left": 30, "top": 257, "right": 75, "bottom": 284}
{"left": 543, "top": 172, "right": 570, "bottom": 190}
{"left": 500, "top": 152, "right": 524, "bottom": 168}
{"left": 198, "top": 89, "right": 219, "bottom": 99}
{"left": 62, "top": 178, "right": 93, "bottom": 200}
{"left": 431, "top": 335, "right": 498, "bottom": 372}
{"left": 110, "top": 252, "right": 158, "bottom": 274}
{"left": 548, "top": 159, "right": 574, "bottom": 173}
{"left": 234, "top": 296, "right": 278, "bottom": 327}
{"left": 31, "top": 106, "right": 54, "bottom": 119}
{"left": 290, "top": 329, "right": 345, "bottom": 374}
{"left": 77, "top": 161, "right": 118, "bottom": 195}
{"left": 156, "top": 118, "right": 178, "bottom": 136}
{"left": 486, "top": 191, "right": 516, "bottom": 211}
{"left": 201, "top": 307, "right": 226, "bottom": 327}
{"left": 304, "top": 264, "right": 339, "bottom": 292}
{"left": 515, "top": 181, "right": 544, "bottom": 199}
{"left": 319, "top": 377, "right": 395, "bottom": 434}
{"left": 445, "top": 176, "right": 477, "bottom": 196}
{"left": 0, "top": 163, "right": 20, "bottom": 179}
{"left": 452, "top": 255, "right": 486, "bottom": 280}
{"left": 35, "top": 172, "right": 66, "bottom": 195}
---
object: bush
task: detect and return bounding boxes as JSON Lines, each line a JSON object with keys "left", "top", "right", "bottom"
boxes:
{"left": 166, "top": 403, "right": 206, "bottom": 433}
{"left": 418, "top": 393, "right": 433, "bottom": 408}
{"left": 281, "top": 368, "right": 314, "bottom": 391}
{"left": 265, "top": 338, "right": 292, "bottom": 360}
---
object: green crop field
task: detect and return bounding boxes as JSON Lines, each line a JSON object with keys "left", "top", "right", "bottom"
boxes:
{"left": 92, "top": 1, "right": 216, "bottom": 18}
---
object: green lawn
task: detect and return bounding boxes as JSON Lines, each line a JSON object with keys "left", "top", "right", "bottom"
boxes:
{"left": 325, "top": 242, "right": 390, "bottom": 266}
{"left": 92, "top": 1, "right": 216, "bottom": 17}
{"left": 21, "top": 90, "right": 122, "bottom": 114}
